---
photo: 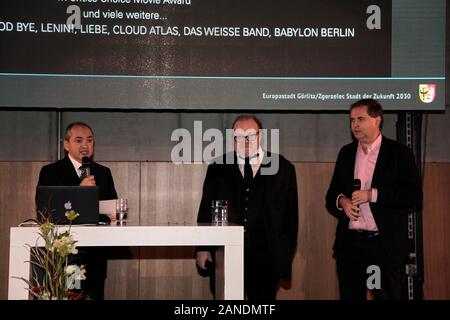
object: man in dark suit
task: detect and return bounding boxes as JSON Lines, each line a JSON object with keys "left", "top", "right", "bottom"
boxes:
{"left": 37, "top": 121, "right": 117, "bottom": 300}
{"left": 326, "top": 99, "right": 422, "bottom": 300}
{"left": 37, "top": 122, "right": 117, "bottom": 200}
{"left": 196, "top": 115, "right": 298, "bottom": 300}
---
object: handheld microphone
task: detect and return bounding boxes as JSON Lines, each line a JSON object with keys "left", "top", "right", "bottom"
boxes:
{"left": 353, "top": 178, "right": 361, "bottom": 208}
{"left": 353, "top": 179, "right": 361, "bottom": 191}
{"left": 82, "top": 156, "right": 91, "bottom": 177}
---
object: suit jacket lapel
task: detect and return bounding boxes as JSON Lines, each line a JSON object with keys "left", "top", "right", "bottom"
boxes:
{"left": 371, "top": 136, "right": 387, "bottom": 188}
{"left": 63, "top": 156, "right": 82, "bottom": 184}
{"left": 230, "top": 152, "right": 245, "bottom": 182}
{"left": 347, "top": 142, "right": 358, "bottom": 189}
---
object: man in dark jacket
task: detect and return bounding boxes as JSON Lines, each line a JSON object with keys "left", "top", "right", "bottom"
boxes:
{"left": 37, "top": 122, "right": 117, "bottom": 300}
{"left": 326, "top": 99, "right": 422, "bottom": 300}
{"left": 37, "top": 122, "right": 117, "bottom": 200}
{"left": 196, "top": 115, "right": 298, "bottom": 300}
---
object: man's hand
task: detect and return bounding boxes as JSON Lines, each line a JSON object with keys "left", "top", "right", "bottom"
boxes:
{"left": 80, "top": 175, "right": 96, "bottom": 186}
{"left": 339, "top": 196, "right": 360, "bottom": 221}
{"left": 351, "top": 189, "right": 371, "bottom": 206}
{"left": 196, "top": 251, "right": 212, "bottom": 270}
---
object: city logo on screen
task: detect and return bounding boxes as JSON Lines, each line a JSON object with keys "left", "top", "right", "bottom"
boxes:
{"left": 419, "top": 84, "right": 436, "bottom": 103}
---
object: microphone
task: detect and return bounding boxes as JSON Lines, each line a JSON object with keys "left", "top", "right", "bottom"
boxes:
{"left": 353, "top": 179, "right": 361, "bottom": 191}
{"left": 353, "top": 178, "right": 361, "bottom": 208}
{"left": 82, "top": 156, "right": 91, "bottom": 177}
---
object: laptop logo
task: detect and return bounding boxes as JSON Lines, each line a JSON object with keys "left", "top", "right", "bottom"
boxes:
{"left": 64, "top": 201, "right": 72, "bottom": 210}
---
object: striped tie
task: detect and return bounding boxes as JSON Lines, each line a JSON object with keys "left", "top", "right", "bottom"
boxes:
{"left": 79, "top": 166, "right": 87, "bottom": 180}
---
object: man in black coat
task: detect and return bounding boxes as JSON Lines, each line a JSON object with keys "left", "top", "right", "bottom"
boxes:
{"left": 36, "top": 122, "right": 117, "bottom": 300}
{"left": 37, "top": 122, "right": 117, "bottom": 200}
{"left": 326, "top": 99, "right": 422, "bottom": 300}
{"left": 196, "top": 115, "right": 298, "bottom": 300}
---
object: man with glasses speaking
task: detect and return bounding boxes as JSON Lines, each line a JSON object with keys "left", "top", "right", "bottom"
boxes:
{"left": 196, "top": 114, "right": 298, "bottom": 300}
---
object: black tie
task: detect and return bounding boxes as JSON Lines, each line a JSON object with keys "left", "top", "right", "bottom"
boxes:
{"left": 79, "top": 166, "right": 87, "bottom": 180}
{"left": 244, "top": 157, "right": 253, "bottom": 185}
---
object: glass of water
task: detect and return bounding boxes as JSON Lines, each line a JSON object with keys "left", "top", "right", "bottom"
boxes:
{"left": 211, "top": 200, "right": 228, "bottom": 225}
{"left": 116, "top": 198, "right": 128, "bottom": 224}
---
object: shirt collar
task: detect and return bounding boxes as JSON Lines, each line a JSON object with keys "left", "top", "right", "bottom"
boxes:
{"left": 359, "top": 133, "right": 382, "bottom": 154}
{"left": 68, "top": 154, "right": 82, "bottom": 172}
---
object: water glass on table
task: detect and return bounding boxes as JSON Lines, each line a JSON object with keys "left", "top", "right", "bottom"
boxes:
{"left": 211, "top": 200, "right": 228, "bottom": 225}
{"left": 116, "top": 198, "right": 128, "bottom": 224}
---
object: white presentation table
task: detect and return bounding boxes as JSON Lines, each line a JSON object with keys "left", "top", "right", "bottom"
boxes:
{"left": 8, "top": 223, "right": 244, "bottom": 300}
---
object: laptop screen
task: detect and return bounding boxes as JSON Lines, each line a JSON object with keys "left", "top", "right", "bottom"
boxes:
{"left": 35, "top": 186, "right": 99, "bottom": 225}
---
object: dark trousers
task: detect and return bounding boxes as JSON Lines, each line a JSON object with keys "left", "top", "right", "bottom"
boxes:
{"left": 245, "top": 264, "right": 278, "bottom": 300}
{"left": 72, "top": 246, "right": 133, "bottom": 300}
{"left": 245, "top": 247, "right": 279, "bottom": 300}
{"left": 74, "top": 247, "right": 107, "bottom": 300}
{"left": 202, "top": 250, "right": 279, "bottom": 300}
{"left": 336, "top": 231, "right": 404, "bottom": 300}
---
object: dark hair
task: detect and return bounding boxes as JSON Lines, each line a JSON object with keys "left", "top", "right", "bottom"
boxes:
{"left": 64, "top": 122, "right": 94, "bottom": 141}
{"left": 350, "top": 99, "right": 383, "bottom": 129}
{"left": 232, "top": 114, "right": 263, "bottom": 130}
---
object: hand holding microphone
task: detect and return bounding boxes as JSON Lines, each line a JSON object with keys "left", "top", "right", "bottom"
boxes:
{"left": 339, "top": 179, "right": 361, "bottom": 221}
{"left": 80, "top": 156, "right": 96, "bottom": 186}
{"left": 351, "top": 178, "right": 371, "bottom": 207}
{"left": 352, "top": 179, "right": 361, "bottom": 208}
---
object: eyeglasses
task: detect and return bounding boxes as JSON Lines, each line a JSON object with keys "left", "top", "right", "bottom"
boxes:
{"left": 233, "top": 132, "right": 259, "bottom": 142}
